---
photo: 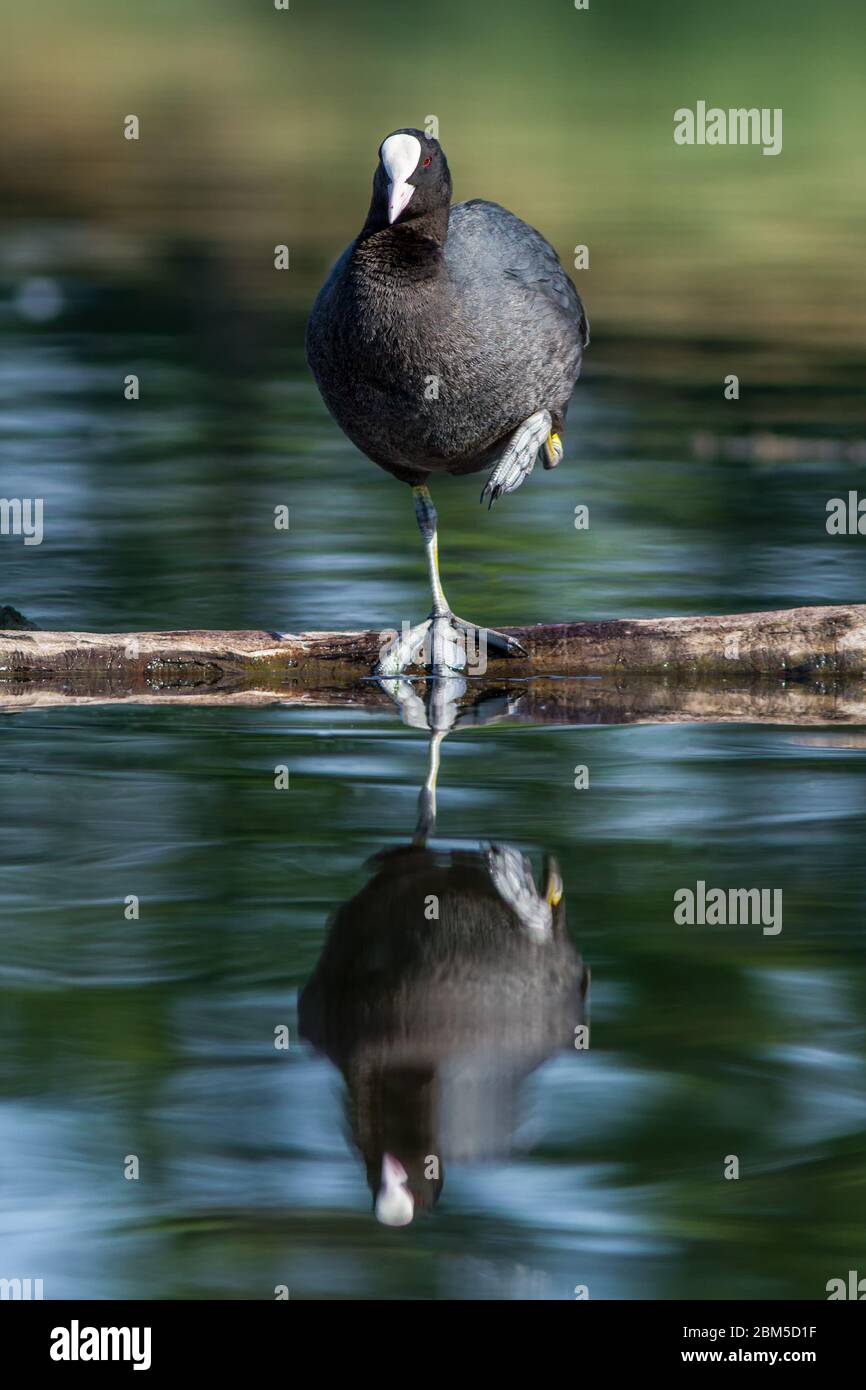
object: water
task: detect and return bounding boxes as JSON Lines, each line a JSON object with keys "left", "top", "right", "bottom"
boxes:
{"left": 1, "top": 291, "right": 866, "bottom": 1300}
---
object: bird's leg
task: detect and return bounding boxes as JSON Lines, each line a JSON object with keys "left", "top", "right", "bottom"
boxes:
{"left": 374, "top": 484, "right": 526, "bottom": 677}
{"left": 480, "top": 409, "right": 554, "bottom": 508}
{"left": 417, "top": 486, "right": 449, "bottom": 618}
{"left": 413, "top": 727, "right": 445, "bottom": 845}
{"left": 543, "top": 430, "right": 564, "bottom": 469}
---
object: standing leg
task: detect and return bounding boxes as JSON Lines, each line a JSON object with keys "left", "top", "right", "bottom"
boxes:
{"left": 414, "top": 485, "right": 448, "bottom": 616}
{"left": 374, "top": 484, "right": 526, "bottom": 677}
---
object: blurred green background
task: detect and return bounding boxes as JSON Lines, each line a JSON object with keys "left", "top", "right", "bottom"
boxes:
{"left": 3, "top": 0, "right": 865, "bottom": 342}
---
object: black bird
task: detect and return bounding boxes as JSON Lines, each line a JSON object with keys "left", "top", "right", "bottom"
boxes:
{"left": 306, "top": 128, "right": 589, "bottom": 676}
{"left": 298, "top": 706, "right": 589, "bottom": 1226}
{"left": 298, "top": 840, "right": 587, "bottom": 1226}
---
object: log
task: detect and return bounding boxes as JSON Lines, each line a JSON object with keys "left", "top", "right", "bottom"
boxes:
{"left": 1, "top": 604, "right": 865, "bottom": 687}
{"left": 0, "top": 603, "right": 865, "bottom": 725}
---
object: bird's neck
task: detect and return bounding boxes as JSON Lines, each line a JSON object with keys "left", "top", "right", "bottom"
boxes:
{"left": 354, "top": 207, "right": 449, "bottom": 283}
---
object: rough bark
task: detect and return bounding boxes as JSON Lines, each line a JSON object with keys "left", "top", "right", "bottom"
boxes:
{"left": 1, "top": 604, "right": 865, "bottom": 690}
{"left": 2, "top": 606, "right": 866, "bottom": 726}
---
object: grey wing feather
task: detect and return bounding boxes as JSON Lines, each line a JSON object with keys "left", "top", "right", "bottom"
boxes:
{"left": 448, "top": 199, "right": 589, "bottom": 347}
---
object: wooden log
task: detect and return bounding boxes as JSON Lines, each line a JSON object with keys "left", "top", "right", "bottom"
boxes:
{"left": 1, "top": 604, "right": 865, "bottom": 688}
{"left": 1, "top": 603, "right": 865, "bottom": 725}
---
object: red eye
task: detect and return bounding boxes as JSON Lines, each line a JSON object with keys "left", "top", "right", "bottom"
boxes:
{"left": 422, "top": 156, "right": 432, "bottom": 167}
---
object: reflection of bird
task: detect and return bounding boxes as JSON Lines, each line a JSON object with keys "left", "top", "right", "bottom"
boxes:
{"left": 299, "top": 824, "right": 588, "bottom": 1225}
{"left": 306, "top": 127, "right": 589, "bottom": 677}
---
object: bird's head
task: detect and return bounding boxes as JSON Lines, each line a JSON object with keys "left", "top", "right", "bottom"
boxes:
{"left": 374, "top": 1152, "right": 415, "bottom": 1227}
{"left": 372, "top": 1150, "right": 443, "bottom": 1227}
{"left": 370, "top": 128, "right": 452, "bottom": 230}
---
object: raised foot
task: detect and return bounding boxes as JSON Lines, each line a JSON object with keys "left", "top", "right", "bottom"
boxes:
{"left": 374, "top": 610, "right": 527, "bottom": 677}
{"left": 481, "top": 409, "right": 553, "bottom": 508}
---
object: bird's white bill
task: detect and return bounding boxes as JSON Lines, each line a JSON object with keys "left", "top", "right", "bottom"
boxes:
{"left": 387, "top": 179, "right": 416, "bottom": 224}
{"left": 380, "top": 132, "right": 421, "bottom": 224}
{"left": 375, "top": 1152, "right": 414, "bottom": 1226}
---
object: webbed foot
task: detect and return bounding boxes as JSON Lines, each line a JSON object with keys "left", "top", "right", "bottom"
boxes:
{"left": 481, "top": 409, "right": 553, "bottom": 508}
{"left": 375, "top": 610, "right": 526, "bottom": 677}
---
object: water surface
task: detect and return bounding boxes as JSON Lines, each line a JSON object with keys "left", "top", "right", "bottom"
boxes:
{"left": 1, "top": 295, "right": 865, "bottom": 1301}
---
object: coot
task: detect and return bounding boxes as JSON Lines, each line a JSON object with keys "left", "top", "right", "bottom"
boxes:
{"left": 297, "top": 709, "right": 589, "bottom": 1225}
{"left": 298, "top": 842, "right": 587, "bottom": 1225}
{"left": 306, "top": 128, "right": 589, "bottom": 675}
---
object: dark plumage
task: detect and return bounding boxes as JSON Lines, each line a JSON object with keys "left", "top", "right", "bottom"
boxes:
{"left": 305, "top": 127, "right": 589, "bottom": 675}
{"left": 306, "top": 129, "right": 588, "bottom": 484}
{"left": 298, "top": 842, "right": 587, "bottom": 1223}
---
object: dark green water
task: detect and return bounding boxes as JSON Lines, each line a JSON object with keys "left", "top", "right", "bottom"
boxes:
{"left": 1, "top": 299, "right": 865, "bottom": 1299}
